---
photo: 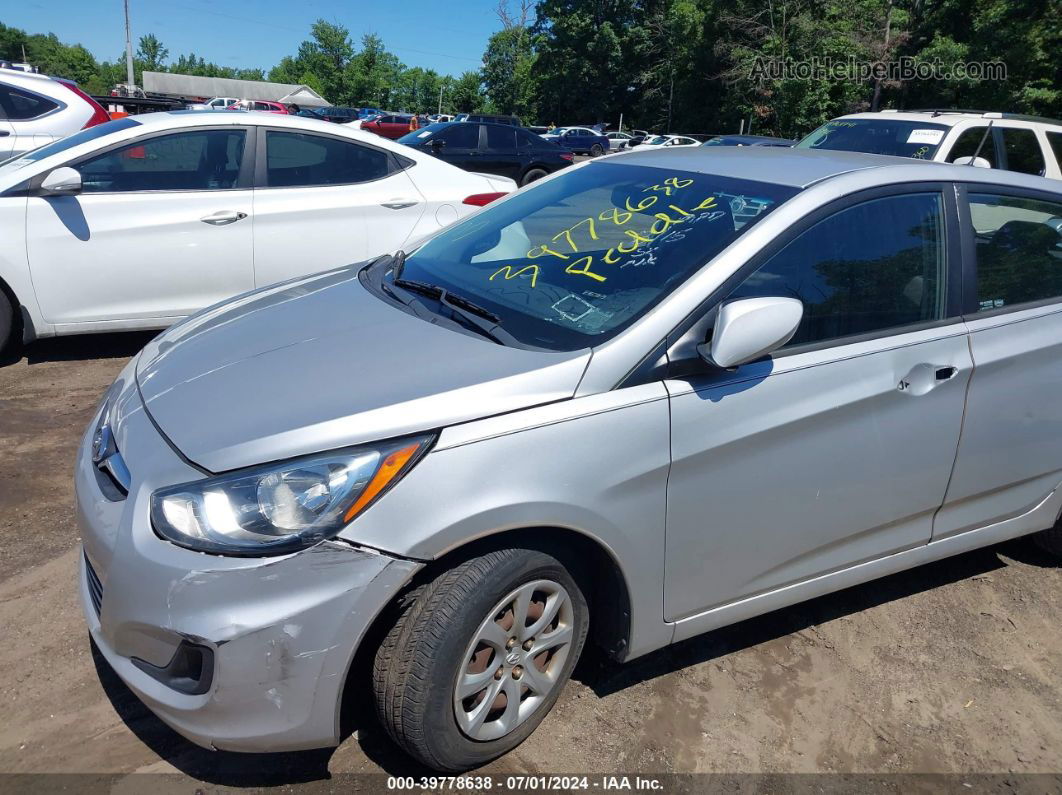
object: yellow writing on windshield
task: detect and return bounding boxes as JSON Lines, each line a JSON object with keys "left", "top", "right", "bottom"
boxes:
{"left": 490, "top": 264, "right": 540, "bottom": 288}
{"left": 490, "top": 180, "right": 725, "bottom": 290}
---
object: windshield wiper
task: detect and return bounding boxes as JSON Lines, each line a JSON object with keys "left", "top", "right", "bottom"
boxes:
{"left": 392, "top": 249, "right": 408, "bottom": 281}
{"left": 392, "top": 278, "right": 517, "bottom": 346}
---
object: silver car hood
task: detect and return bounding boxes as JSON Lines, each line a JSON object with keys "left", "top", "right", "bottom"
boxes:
{"left": 135, "top": 267, "right": 590, "bottom": 473}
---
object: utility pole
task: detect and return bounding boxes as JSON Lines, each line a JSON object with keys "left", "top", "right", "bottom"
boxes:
{"left": 124, "top": 0, "right": 136, "bottom": 91}
{"left": 438, "top": 85, "right": 444, "bottom": 115}
{"left": 871, "top": 0, "right": 894, "bottom": 112}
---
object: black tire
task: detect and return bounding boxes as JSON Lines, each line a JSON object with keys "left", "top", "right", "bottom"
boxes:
{"left": 590, "top": 143, "right": 604, "bottom": 156}
{"left": 0, "top": 290, "right": 15, "bottom": 357}
{"left": 520, "top": 168, "right": 548, "bottom": 187}
{"left": 372, "top": 548, "right": 589, "bottom": 771}
{"left": 1032, "top": 523, "right": 1062, "bottom": 557}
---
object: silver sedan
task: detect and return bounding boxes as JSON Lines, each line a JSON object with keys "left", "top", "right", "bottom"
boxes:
{"left": 77, "top": 146, "right": 1062, "bottom": 771}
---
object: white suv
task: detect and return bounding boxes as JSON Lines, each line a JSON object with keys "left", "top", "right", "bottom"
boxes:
{"left": 186, "top": 97, "right": 241, "bottom": 111}
{"left": 798, "top": 110, "right": 1062, "bottom": 180}
{"left": 0, "top": 68, "right": 110, "bottom": 158}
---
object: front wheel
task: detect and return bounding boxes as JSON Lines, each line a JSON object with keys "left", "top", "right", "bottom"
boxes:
{"left": 590, "top": 144, "right": 604, "bottom": 157}
{"left": 372, "top": 548, "right": 589, "bottom": 771}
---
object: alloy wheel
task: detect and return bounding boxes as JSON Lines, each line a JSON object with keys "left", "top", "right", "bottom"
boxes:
{"left": 453, "top": 579, "right": 575, "bottom": 741}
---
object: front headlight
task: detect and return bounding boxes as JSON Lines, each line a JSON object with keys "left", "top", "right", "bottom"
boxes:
{"left": 150, "top": 434, "right": 433, "bottom": 555}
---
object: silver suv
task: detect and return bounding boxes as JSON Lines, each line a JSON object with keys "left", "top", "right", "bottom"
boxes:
{"left": 77, "top": 147, "right": 1062, "bottom": 770}
{"left": 0, "top": 67, "right": 110, "bottom": 157}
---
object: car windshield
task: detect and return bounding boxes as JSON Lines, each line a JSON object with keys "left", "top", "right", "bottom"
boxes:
{"left": 645, "top": 136, "right": 670, "bottom": 145}
{"left": 0, "top": 117, "right": 140, "bottom": 175}
{"left": 386, "top": 162, "right": 799, "bottom": 350}
{"left": 796, "top": 118, "right": 950, "bottom": 159}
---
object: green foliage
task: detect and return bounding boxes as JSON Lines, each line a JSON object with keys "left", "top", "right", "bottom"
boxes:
{"left": 2, "top": 1, "right": 1056, "bottom": 129}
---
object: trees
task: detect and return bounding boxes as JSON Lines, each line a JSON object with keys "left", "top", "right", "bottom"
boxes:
{"left": 483, "top": 0, "right": 539, "bottom": 119}
{"left": 4, "top": 3, "right": 1056, "bottom": 130}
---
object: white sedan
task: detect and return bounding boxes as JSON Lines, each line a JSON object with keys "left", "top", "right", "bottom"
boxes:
{"left": 0, "top": 110, "right": 514, "bottom": 352}
{"left": 641, "top": 134, "right": 701, "bottom": 148}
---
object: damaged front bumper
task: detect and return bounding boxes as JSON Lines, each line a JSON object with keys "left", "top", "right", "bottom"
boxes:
{"left": 75, "top": 368, "right": 421, "bottom": 752}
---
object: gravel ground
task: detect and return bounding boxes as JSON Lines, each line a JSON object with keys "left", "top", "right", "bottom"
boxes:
{"left": 1, "top": 332, "right": 1061, "bottom": 788}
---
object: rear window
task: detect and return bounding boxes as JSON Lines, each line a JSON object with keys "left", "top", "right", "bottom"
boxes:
{"left": 797, "top": 119, "right": 950, "bottom": 159}
{"left": 0, "top": 84, "right": 60, "bottom": 120}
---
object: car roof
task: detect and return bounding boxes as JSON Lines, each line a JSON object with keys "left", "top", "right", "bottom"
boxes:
{"left": 109, "top": 109, "right": 422, "bottom": 143}
{"left": 599, "top": 145, "right": 1062, "bottom": 192}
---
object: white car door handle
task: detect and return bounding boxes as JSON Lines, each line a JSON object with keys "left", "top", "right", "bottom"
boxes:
{"left": 200, "top": 210, "right": 247, "bottom": 225}
{"left": 380, "top": 199, "right": 419, "bottom": 210}
{"left": 897, "top": 363, "right": 958, "bottom": 396}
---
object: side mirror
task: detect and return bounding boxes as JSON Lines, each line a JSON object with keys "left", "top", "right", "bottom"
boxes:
{"left": 951, "top": 155, "right": 991, "bottom": 168}
{"left": 431, "top": 138, "right": 446, "bottom": 151}
{"left": 40, "top": 167, "right": 83, "bottom": 195}
{"left": 699, "top": 297, "right": 804, "bottom": 369}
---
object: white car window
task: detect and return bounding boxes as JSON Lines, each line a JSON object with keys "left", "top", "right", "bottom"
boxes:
{"left": 264, "top": 130, "right": 392, "bottom": 187}
{"left": 0, "top": 84, "right": 60, "bottom": 120}
{"left": 78, "top": 129, "right": 246, "bottom": 192}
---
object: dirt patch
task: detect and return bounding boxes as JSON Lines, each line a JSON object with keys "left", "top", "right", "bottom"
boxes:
{"left": 1, "top": 333, "right": 1060, "bottom": 784}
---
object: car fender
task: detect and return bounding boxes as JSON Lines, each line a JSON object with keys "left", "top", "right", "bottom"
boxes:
{"left": 338, "top": 382, "right": 676, "bottom": 660}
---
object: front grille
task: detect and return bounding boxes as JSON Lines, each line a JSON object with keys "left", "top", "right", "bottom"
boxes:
{"left": 84, "top": 553, "right": 104, "bottom": 616}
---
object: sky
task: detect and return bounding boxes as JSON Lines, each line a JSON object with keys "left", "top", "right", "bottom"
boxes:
{"left": 4, "top": 0, "right": 499, "bottom": 77}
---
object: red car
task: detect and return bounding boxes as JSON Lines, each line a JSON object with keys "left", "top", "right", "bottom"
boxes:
{"left": 227, "top": 100, "right": 289, "bottom": 114}
{"left": 361, "top": 113, "right": 418, "bottom": 139}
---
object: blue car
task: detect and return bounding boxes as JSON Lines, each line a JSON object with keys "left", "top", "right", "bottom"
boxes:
{"left": 540, "top": 126, "right": 611, "bottom": 156}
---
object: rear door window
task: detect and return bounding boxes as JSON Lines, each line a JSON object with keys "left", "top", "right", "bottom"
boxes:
{"left": 440, "top": 123, "right": 480, "bottom": 149}
{"left": 264, "top": 130, "right": 392, "bottom": 187}
{"left": 968, "top": 192, "right": 1062, "bottom": 311}
{"left": 1047, "top": 132, "right": 1062, "bottom": 171}
{"left": 999, "top": 128, "right": 1046, "bottom": 176}
{"left": 486, "top": 125, "right": 516, "bottom": 151}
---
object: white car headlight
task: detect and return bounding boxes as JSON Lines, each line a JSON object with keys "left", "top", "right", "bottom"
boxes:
{"left": 150, "top": 435, "right": 433, "bottom": 555}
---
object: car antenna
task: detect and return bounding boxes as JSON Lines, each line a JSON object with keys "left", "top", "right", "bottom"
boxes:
{"left": 968, "top": 120, "right": 994, "bottom": 166}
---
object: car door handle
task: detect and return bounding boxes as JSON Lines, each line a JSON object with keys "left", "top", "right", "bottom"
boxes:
{"left": 935, "top": 366, "right": 958, "bottom": 381}
{"left": 898, "top": 363, "right": 959, "bottom": 396}
{"left": 0, "top": 131, "right": 9, "bottom": 137}
{"left": 200, "top": 210, "right": 247, "bottom": 225}
{"left": 380, "top": 199, "right": 419, "bottom": 210}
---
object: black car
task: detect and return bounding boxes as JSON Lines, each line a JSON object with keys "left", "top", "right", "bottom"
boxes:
{"left": 398, "top": 121, "right": 574, "bottom": 186}
{"left": 304, "top": 106, "right": 360, "bottom": 123}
